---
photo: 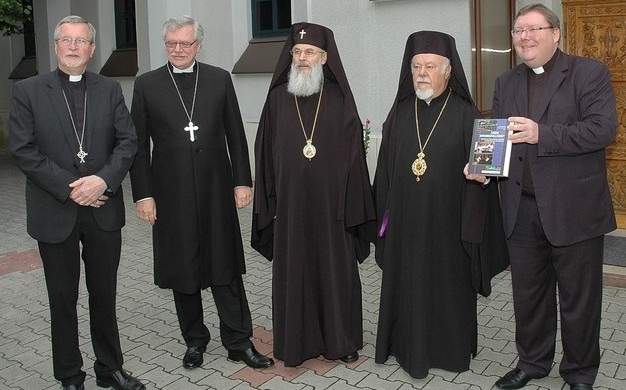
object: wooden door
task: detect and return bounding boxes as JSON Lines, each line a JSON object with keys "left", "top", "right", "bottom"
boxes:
{"left": 562, "top": 0, "right": 626, "bottom": 227}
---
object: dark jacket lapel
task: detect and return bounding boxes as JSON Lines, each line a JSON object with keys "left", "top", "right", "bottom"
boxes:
{"left": 513, "top": 65, "right": 529, "bottom": 118}
{"left": 45, "top": 71, "right": 77, "bottom": 152}
{"left": 532, "top": 50, "right": 567, "bottom": 122}
{"left": 85, "top": 72, "right": 101, "bottom": 154}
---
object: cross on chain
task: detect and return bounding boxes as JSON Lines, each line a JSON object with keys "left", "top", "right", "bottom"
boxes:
{"left": 185, "top": 121, "right": 198, "bottom": 142}
{"left": 77, "top": 149, "right": 88, "bottom": 163}
{"left": 299, "top": 29, "right": 306, "bottom": 39}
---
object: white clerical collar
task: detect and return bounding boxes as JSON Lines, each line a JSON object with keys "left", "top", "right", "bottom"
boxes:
{"left": 172, "top": 62, "right": 196, "bottom": 73}
{"left": 69, "top": 74, "right": 83, "bottom": 82}
{"left": 532, "top": 66, "right": 545, "bottom": 74}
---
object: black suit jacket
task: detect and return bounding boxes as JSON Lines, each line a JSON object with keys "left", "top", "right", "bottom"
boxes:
{"left": 493, "top": 50, "right": 617, "bottom": 246}
{"left": 9, "top": 70, "right": 137, "bottom": 244}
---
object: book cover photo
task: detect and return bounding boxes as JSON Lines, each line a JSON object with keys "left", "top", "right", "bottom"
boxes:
{"left": 468, "top": 118, "right": 512, "bottom": 177}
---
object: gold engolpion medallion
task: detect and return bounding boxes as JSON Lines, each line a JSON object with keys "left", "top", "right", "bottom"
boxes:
{"left": 303, "top": 140, "right": 317, "bottom": 160}
{"left": 411, "top": 152, "right": 427, "bottom": 181}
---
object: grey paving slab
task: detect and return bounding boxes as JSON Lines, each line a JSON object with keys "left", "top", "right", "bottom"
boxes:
{"left": 1, "top": 149, "right": 625, "bottom": 389}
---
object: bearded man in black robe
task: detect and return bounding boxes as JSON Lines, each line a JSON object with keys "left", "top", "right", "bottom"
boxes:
{"left": 252, "top": 22, "right": 375, "bottom": 367}
{"left": 130, "top": 16, "right": 273, "bottom": 370}
{"left": 373, "top": 31, "right": 508, "bottom": 379}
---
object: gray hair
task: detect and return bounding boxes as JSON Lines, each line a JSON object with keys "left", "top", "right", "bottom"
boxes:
{"left": 162, "top": 15, "right": 204, "bottom": 44}
{"left": 516, "top": 3, "right": 561, "bottom": 31}
{"left": 54, "top": 15, "right": 96, "bottom": 43}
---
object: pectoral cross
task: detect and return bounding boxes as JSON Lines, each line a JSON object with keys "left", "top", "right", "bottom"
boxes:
{"left": 77, "top": 148, "right": 88, "bottom": 163}
{"left": 299, "top": 29, "right": 306, "bottom": 39}
{"left": 185, "top": 121, "right": 198, "bottom": 142}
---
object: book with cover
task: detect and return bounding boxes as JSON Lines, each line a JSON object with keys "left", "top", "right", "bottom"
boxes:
{"left": 468, "top": 118, "right": 512, "bottom": 177}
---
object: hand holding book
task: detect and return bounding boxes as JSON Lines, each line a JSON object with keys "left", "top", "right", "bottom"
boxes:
{"left": 467, "top": 118, "right": 512, "bottom": 177}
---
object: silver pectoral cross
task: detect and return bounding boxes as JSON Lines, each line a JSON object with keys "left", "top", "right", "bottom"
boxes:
{"left": 77, "top": 148, "right": 88, "bottom": 163}
{"left": 185, "top": 121, "right": 198, "bottom": 142}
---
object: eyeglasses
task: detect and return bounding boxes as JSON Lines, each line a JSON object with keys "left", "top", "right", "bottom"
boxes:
{"left": 290, "top": 48, "right": 325, "bottom": 57}
{"left": 511, "top": 26, "right": 554, "bottom": 37}
{"left": 55, "top": 37, "right": 92, "bottom": 47}
{"left": 165, "top": 41, "right": 196, "bottom": 50}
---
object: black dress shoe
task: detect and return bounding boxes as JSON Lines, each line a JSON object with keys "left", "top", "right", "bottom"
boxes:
{"left": 182, "top": 345, "right": 207, "bottom": 369}
{"left": 62, "top": 385, "right": 84, "bottom": 390}
{"left": 339, "top": 351, "right": 359, "bottom": 363}
{"left": 495, "top": 368, "right": 532, "bottom": 389}
{"left": 95, "top": 370, "right": 145, "bottom": 390}
{"left": 227, "top": 346, "right": 274, "bottom": 368}
{"left": 570, "top": 384, "right": 593, "bottom": 390}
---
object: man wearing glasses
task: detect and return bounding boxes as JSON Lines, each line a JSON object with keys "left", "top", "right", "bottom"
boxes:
{"left": 129, "top": 16, "right": 273, "bottom": 370}
{"left": 467, "top": 4, "right": 617, "bottom": 390}
{"left": 9, "top": 15, "right": 144, "bottom": 390}
{"left": 252, "top": 22, "right": 375, "bottom": 367}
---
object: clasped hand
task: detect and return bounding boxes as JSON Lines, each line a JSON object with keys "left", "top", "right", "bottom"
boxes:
{"left": 69, "top": 175, "right": 108, "bottom": 208}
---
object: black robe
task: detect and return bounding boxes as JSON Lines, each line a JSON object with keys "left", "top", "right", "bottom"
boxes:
{"left": 373, "top": 91, "right": 508, "bottom": 378}
{"left": 252, "top": 79, "right": 375, "bottom": 366}
{"left": 130, "top": 63, "right": 252, "bottom": 293}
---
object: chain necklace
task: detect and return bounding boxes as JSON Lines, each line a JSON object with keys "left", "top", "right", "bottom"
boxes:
{"left": 167, "top": 63, "right": 199, "bottom": 142}
{"left": 294, "top": 82, "right": 324, "bottom": 160}
{"left": 411, "top": 88, "right": 452, "bottom": 182}
{"left": 61, "top": 90, "right": 88, "bottom": 163}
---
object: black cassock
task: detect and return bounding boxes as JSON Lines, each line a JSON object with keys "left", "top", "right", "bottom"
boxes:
{"left": 130, "top": 63, "right": 251, "bottom": 293}
{"left": 253, "top": 79, "right": 375, "bottom": 366}
{"left": 374, "top": 91, "right": 508, "bottom": 378}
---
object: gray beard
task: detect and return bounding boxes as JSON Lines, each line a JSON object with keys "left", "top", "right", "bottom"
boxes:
{"left": 415, "top": 88, "right": 434, "bottom": 101}
{"left": 287, "top": 62, "right": 324, "bottom": 97}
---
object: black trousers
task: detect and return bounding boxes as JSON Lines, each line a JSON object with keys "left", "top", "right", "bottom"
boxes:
{"left": 173, "top": 275, "right": 253, "bottom": 352}
{"left": 507, "top": 194, "right": 603, "bottom": 385}
{"left": 38, "top": 208, "right": 123, "bottom": 386}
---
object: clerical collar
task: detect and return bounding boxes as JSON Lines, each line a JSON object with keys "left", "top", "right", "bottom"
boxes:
{"left": 57, "top": 68, "right": 85, "bottom": 82}
{"left": 171, "top": 61, "right": 196, "bottom": 73}
{"left": 528, "top": 50, "right": 558, "bottom": 76}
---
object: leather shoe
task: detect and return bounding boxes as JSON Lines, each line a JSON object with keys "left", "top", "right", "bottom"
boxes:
{"left": 339, "top": 351, "right": 359, "bottom": 363}
{"left": 570, "top": 384, "right": 593, "bottom": 390}
{"left": 182, "top": 345, "right": 206, "bottom": 369}
{"left": 495, "top": 368, "right": 532, "bottom": 389}
{"left": 95, "top": 370, "right": 145, "bottom": 390}
{"left": 62, "top": 385, "right": 84, "bottom": 390}
{"left": 227, "top": 346, "right": 274, "bottom": 368}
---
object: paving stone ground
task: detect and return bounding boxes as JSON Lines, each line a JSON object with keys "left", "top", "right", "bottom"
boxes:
{"left": 1, "top": 150, "right": 624, "bottom": 390}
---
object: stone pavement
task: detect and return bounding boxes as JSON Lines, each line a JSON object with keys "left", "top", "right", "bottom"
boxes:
{"left": 0, "top": 149, "right": 625, "bottom": 390}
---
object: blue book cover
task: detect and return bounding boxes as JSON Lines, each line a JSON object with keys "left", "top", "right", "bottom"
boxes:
{"left": 468, "top": 118, "right": 511, "bottom": 177}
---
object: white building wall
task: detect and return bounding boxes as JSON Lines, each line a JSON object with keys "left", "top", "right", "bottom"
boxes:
{"left": 0, "top": 0, "right": 565, "bottom": 177}
{"left": 229, "top": 0, "right": 476, "bottom": 180}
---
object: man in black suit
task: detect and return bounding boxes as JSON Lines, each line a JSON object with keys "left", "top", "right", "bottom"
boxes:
{"left": 129, "top": 16, "right": 273, "bottom": 370}
{"left": 466, "top": 4, "right": 617, "bottom": 390}
{"left": 9, "top": 15, "right": 145, "bottom": 390}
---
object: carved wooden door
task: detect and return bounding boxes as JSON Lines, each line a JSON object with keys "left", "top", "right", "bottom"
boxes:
{"left": 562, "top": 0, "right": 626, "bottom": 227}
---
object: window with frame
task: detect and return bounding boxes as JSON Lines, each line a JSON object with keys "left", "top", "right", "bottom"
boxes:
{"left": 8, "top": 0, "right": 36, "bottom": 79}
{"left": 100, "top": 0, "right": 138, "bottom": 76}
{"left": 233, "top": 0, "right": 291, "bottom": 74}
{"left": 114, "top": 0, "right": 137, "bottom": 49}
{"left": 251, "top": 0, "right": 291, "bottom": 39}
{"left": 472, "top": 0, "right": 515, "bottom": 115}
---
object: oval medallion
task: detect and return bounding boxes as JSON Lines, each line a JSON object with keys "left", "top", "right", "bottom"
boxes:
{"left": 411, "top": 158, "right": 427, "bottom": 177}
{"left": 303, "top": 143, "right": 317, "bottom": 159}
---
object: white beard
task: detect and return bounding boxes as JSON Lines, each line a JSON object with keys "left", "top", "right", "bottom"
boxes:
{"left": 415, "top": 88, "right": 434, "bottom": 101}
{"left": 287, "top": 61, "right": 324, "bottom": 97}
